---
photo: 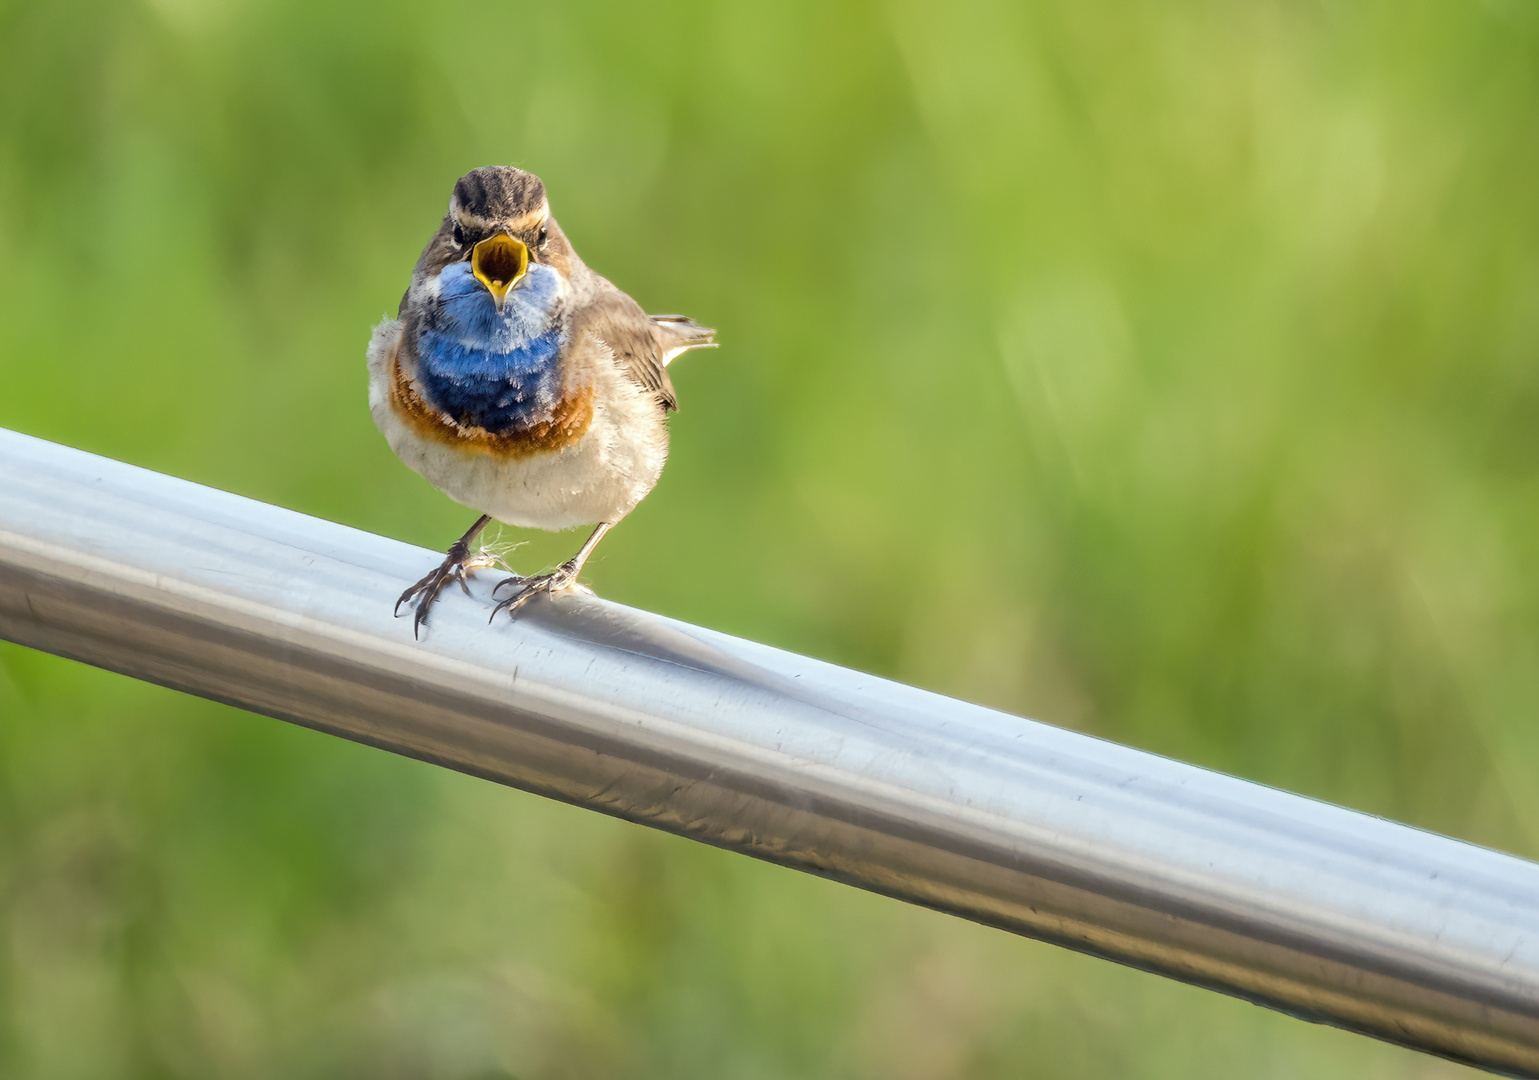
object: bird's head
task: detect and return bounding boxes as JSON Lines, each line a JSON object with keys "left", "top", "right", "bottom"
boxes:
{"left": 419, "top": 166, "right": 575, "bottom": 314}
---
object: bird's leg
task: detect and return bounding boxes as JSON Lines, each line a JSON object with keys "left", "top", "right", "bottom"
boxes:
{"left": 491, "top": 522, "right": 612, "bottom": 620}
{"left": 396, "top": 514, "right": 503, "bottom": 638}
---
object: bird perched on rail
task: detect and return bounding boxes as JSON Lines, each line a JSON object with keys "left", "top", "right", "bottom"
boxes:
{"left": 367, "top": 166, "right": 714, "bottom": 636}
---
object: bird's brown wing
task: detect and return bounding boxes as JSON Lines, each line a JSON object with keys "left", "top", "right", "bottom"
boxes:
{"left": 576, "top": 283, "right": 679, "bottom": 412}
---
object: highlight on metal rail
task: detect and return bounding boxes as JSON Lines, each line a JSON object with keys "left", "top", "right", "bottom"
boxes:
{"left": 1, "top": 425, "right": 1536, "bottom": 1076}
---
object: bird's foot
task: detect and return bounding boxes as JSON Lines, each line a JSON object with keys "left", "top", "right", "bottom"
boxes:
{"left": 396, "top": 549, "right": 508, "bottom": 638}
{"left": 489, "top": 560, "right": 593, "bottom": 620}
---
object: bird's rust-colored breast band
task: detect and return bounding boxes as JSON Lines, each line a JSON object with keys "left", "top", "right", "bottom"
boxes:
{"left": 389, "top": 352, "right": 594, "bottom": 459}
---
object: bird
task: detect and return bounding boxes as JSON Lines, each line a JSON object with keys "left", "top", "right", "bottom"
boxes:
{"left": 366, "top": 166, "right": 715, "bottom": 636}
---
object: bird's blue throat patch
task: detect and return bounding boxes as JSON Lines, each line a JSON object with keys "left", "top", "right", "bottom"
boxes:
{"left": 414, "top": 262, "right": 568, "bottom": 433}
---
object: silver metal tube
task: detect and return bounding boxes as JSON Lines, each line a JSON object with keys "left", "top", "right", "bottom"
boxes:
{"left": 1, "top": 425, "right": 1536, "bottom": 1074}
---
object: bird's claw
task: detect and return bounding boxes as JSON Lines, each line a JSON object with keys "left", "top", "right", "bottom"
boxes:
{"left": 489, "top": 560, "right": 589, "bottom": 621}
{"left": 395, "top": 550, "right": 507, "bottom": 638}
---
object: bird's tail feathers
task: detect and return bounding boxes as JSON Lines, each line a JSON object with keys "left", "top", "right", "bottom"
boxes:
{"left": 651, "top": 314, "right": 717, "bottom": 366}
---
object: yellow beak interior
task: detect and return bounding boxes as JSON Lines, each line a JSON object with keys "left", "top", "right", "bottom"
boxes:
{"left": 471, "top": 233, "right": 529, "bottom": 307}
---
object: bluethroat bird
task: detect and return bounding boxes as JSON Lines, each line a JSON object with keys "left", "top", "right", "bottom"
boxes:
{"left": 367, "top": 166, "right": 715, "bottom": 636}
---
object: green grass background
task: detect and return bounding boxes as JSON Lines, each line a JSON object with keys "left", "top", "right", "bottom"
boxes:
{"left": 2, "top": 0, "right": 1537, "bottom": 1075}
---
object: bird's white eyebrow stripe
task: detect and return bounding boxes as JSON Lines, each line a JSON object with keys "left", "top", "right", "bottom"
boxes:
{"left": 449, "top": 201, "right": 550, "bottom": 234}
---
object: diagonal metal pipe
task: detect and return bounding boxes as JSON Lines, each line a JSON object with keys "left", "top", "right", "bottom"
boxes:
{"left": 0, "top": 425, "right": 1536, "bottom": 1075}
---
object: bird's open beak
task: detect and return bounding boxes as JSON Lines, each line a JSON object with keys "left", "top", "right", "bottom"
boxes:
{"left": 471, "top": 232, "right": 529, "bottom": 311}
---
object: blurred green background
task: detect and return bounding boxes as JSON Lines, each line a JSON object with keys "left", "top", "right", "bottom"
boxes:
{"left": 1, "top": 0, "right": 1537, "bottom": 1075}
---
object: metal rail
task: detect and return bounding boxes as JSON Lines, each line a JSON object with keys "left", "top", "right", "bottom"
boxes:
{"left": 1, "top": 426, "right": 1536, "bottom": 1075}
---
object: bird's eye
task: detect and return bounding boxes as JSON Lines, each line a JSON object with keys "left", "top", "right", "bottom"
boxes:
{"left": 451, "top": 223, "right": 465, "bottom": 246}
{"left": 537, "top": 225, "right": 549, "bottom": 249}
